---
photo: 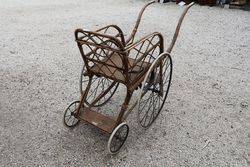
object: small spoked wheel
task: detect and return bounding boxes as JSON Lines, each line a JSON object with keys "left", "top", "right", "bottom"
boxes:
{"left": 137, "top": 53, "right": 172, "bottom": 128}
{"left": 107, "top": 122, "right": 129, "bottom": 154}
{"left": 63, "top": 101, "right": 80, "bottom": 128}
{"left": 80, "top": 65, "right": 119, "bottom": 107}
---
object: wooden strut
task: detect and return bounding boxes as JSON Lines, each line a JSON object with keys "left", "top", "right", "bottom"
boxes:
{"left": 75, "top": 76, "right": 93, "bottom": 117}
{"left": 73, "top": 1, "right": 195, "bottom": 133}
{"left": 116, "top": 90, "right": 133, "bottom": 126}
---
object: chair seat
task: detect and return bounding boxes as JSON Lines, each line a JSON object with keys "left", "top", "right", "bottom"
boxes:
{"left": 90, "top": 52, "right": 151, "bottom": 85}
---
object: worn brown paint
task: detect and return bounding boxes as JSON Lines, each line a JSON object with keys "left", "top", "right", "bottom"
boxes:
{"left": 71, "top": 1, "right": 194, "bottom": 134}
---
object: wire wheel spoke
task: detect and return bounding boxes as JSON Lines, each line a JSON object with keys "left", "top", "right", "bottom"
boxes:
{"left": 137, "top": 54, "right": 172, "bottom": 128}
{"left": 80, "top": 65, "right": 119, "bottom": 107}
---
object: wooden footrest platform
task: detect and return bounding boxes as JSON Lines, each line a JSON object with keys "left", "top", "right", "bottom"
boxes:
{"left": 78, "top": 107, "right": 116, "bottom": 133}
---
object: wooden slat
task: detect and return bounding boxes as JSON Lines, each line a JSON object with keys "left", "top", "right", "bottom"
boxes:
{"left": 78, "top": 107, "right": 116, "bottom": 133}
{"left": 90, "top": 52, "right": 151, "bottom": 85}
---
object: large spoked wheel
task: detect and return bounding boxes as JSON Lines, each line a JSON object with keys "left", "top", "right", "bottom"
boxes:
{"left": 80, "top": 65, "right": 119, "bottom": 107}
{"left": 137, "top": 53, "right": 172, "bottom": 128}
{"left": 63, "top": 101, "right": 80, "bottom": 128}
{"left": 107, "top": 122, "right": 129, "bottom": 154}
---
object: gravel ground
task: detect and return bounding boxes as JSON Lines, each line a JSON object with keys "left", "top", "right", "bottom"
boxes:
{"left": 0, "top": 0, "right": 249, "bottom": 166}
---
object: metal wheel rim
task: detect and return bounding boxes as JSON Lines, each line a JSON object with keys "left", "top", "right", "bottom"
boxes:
{"left": 63, "top": 101, "right": 80, "bottom": 127}
{"left": 137, "top": 53, "right": 172, "bottom": 128}
{"left": 107, "top": 122, "right": 129, "bottom": 154}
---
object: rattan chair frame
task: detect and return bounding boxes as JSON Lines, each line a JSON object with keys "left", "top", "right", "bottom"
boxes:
{"left": 64, "top": 0, "right": 194, "bottom": 138}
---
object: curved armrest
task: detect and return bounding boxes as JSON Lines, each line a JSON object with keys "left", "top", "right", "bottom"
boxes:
{"left": 74, "top": 28, "right": 124, "bottom": 51}
{"left": 95, "top": 25, "right": 126, "bottom": 45}
{"left": 125, "top": 32, "right": 164, "bottom": 72}
{"left": 125, "top": 32, "right": 163, "bottom": 51}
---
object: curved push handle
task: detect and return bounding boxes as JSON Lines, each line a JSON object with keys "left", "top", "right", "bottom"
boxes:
{"left": 126, "top": 1, "right": 195, "bottom": 53}
{"left": 166, "top": 2, "right": 195, "bottom": 53}
{"left": 126, "top": 0, "right": 156, "bottom": 45}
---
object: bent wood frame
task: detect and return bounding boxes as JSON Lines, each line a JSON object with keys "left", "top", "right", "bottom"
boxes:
{"left": 74, "top": 1, "right": 194, "bottom": 133}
